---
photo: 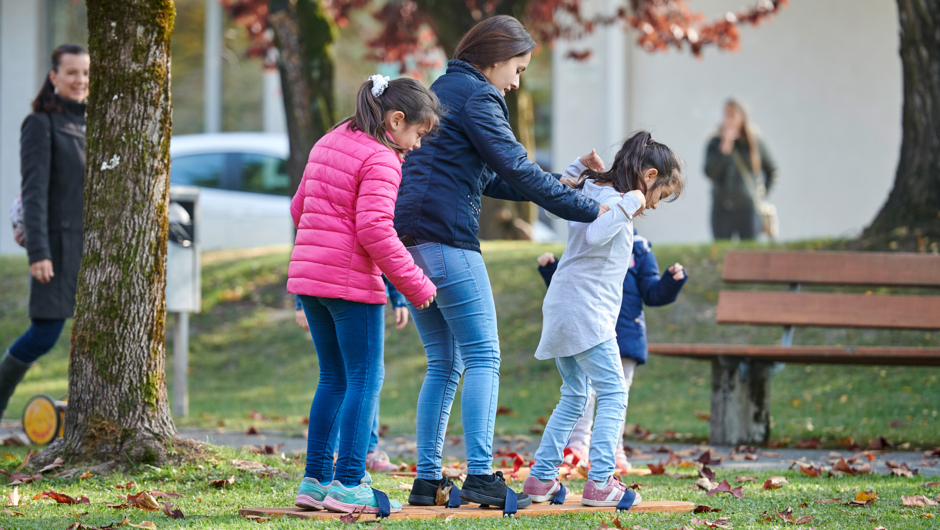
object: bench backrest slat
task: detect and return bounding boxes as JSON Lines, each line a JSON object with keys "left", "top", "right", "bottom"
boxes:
{"left": 716, "top": 291, "right": 940, "bottom": 330}
{"left": 722, "top": 251, "right": 940, "bottom": 287}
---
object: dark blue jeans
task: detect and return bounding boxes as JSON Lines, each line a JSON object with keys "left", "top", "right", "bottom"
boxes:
{"left": 299, "top": 295, "right": 385, "bottom": 487}
{"left": 9, "top": 319, "right": 65, "bottom": 363}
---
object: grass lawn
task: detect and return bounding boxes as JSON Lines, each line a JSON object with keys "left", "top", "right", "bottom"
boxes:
{"left": 1, "top": 240, "right": 938, "bottom": 448}
{"left": 0, "top": 443, "right": 938, "bottom": 529}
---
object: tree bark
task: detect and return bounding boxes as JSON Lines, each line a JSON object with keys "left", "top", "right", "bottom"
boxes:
{"left": 863, "top": 0, "right": 940, "bottom": 252}
{"left": 43, "top": 0, "right": 177, "bottom": 466}
{"left": 269, "top": 0, "right": 336, "bottom": 194}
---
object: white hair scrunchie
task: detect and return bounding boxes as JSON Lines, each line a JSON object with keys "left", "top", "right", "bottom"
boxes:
{"left": 369, "top": 74, "right": 391, "bottom": 97}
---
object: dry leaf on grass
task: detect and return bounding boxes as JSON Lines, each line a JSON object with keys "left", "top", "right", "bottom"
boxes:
{"left": 735, "top": 476, "right": 757, "bottom": 483}
{"left": 813, "top": 498, "right": 841, "bottom": 504}
{"left": 147, "top": 491, "right": 182, "bottom": 499}
{"left": 690, "top": 516, "right": 732, "bottom": 529}
{"left": 774, "top": 507, "right": 814, "bottom": 524}
{"left": 78, "top": 471, "right": 95, "bottom": 480}
{"left": 699, "top": 466, "right": 715, "bottom": 481}
{"left": 0, "top": 509, "right": 25, "bottom": 516}
{"left": 693, "top": 505, "right": 721, "bottom": 514}
{"left": 129, "top": 522, "right": 157, "bottom": 529}
{"left": 693, "top": 478, "right": 717, "bottom": 491}
{"left": 242, "top": 514, "right": 269, "bottom": 523}
{"left": 706, "top": 479, "right": 744, "bottom": 499}
{"left": 902, "top": 495, "right": 938, "bottom": 507}
{"left": 846, "top": 490, "right": 879, "bottom": 507}
{"left": 922, "top": 481, "right": 940, "bottom": 488}
{"left": 7, "top": 486, "right": 19, "bottom": 507}
{"left": 208, "top": 476, "right": 235, "bottom": 488}
{"left": 762, "top": 477, "right": 789, "bottom": 489}
{"left": 697, "top": 451, "right": 722, "bottom": 466}
{"left": 161, "top": 500, "right": 184, "bottom": 519}
{"left": 126, "top": 491, "right": 161, "bottom": 512}
{"left": 115, "top": 482, "right": 137, "bottom": 490}
{"left": 647, "top": 462, "right": 666, "bottom": 475}
{"left": 33, "top": 490, "right": 90, "bottom": 504}
{"left": 37, "top": 457, "right": 64, "bottom": 474}
{"left": 340, "top": 506, "right": 366, "bottom": 524}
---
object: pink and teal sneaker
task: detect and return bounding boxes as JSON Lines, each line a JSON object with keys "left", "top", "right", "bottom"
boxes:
{"left": 295, "top": 477, "right": 328, "bottom": 510}
{"left": 322, "top": 473, "right": 403, "bottom": 514}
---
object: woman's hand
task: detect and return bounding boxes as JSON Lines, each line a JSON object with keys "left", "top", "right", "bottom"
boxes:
{"left": 30, "top": 259, "right": 54, "bottom": 284}
{"left": 415, "top": 294, "right": 435, "bottom": 310}
{"left": 596, "top": 204, "right": 611, "bottom": 218}
{"left": 559, "top": 175, "right": 580, "bottom": 189}
{"left": 579, "top": 149, "right": 606, "bottom": 172}
{"left": 395, "top": 306, "right": 410, "bottom": 330}
{"left": 295, "top": 309, "right": 309, "bottom": 331}
{"left": 719, "top": 123, "right": 739, "bottom": 154}
{"left": 537, "top": 252, "right": 556, "bottom": 267}
{"left": 667, "top": 263, "right": 686, "bottom": 281}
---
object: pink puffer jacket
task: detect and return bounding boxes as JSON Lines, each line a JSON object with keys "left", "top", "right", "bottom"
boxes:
{"left": 287, "top": 126, "right": 435, "bottom": 306}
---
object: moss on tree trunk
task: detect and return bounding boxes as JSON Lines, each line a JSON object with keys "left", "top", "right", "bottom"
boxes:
{"left": 40, "top": 0, "right": 177, "bottom": 466}
{"left": 862, "top": 0, "right": 940, "bottom": 252}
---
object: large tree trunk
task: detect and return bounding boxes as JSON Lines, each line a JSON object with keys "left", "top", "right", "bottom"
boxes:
{"left": 43, "top": 0, "right": 177, "bottom": 466}
{"left": 862, "top": 0, "right": 940, "bottom": 252}
{"left": 269, "top": 0, "right": 336, "bottom": 194}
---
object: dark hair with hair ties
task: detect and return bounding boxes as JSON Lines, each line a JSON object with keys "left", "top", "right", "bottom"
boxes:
{"left": 577, "top": 131, "right": 684, "bottom": 207}
{"left": 453, "top": 15, "right": 537, "bottom": 70}
{"left": 31, "top": 43, "right": 89, "bottom": 113}
{"left": 338, "top": 76, "right": 441, "bottom": 154}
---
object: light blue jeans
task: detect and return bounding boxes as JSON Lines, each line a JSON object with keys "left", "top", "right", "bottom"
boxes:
{"left": 406, "top": 242, "right": 500, "bottom": 479}
{"left": 531, "top": 338, "right": 627, "bottom": 483}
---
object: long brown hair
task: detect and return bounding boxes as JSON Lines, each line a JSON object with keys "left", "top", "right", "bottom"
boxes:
{"left": 338, "top": 77, "right": 441, "bottom": 154}
{"left": 31, "top": 43, "right": 88, "bottom": 113}
{"left": 578, "top": 131, "right": 683, "bottom": 206}
{"left": 725, "top": 99, "right": 761, "bottom": 173}
{"left": 454, "top": 15, "right": 537, "bottom": 70}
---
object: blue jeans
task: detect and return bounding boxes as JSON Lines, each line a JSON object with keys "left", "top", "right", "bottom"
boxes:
{"left": 299, "top": 295, "right": 385, "bottom": 487}
{"left": 9, "top": 319, "right": 66, "bottom": 363}
{"left": 530, "top": 339, "right": 627, "bottom": 483}
{"left": 407, "top": 243, "right": 500, "bottom": 479}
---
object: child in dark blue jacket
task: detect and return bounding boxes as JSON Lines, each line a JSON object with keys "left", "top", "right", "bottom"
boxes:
{"left": 537, "top": 231, "right": 687, "bottom": 472}
{"left": 294, "top": 277, "right": 409, "bottom": 472}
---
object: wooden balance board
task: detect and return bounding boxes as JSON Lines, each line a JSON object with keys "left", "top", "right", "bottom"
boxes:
{"left": 389, "top": 467, "right": 652, "bottom": 479}
{"left": 240, "top": 497, "right": 693, "bottom": 521}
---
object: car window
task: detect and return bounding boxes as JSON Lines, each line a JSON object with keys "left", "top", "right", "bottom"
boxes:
{"left": 238, "top": 153, "right": 291, "bottom": 196}
{"left": 170, "top": 153, "right": 226, "bottom": 189}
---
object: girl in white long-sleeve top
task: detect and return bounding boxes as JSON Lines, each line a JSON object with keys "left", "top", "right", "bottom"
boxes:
{"left": 523, "top": 131, "right": 684, "bottom": 508}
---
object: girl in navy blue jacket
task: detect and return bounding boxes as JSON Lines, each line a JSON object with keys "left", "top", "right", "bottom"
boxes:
{"left": 537, "top": 231, "right": 687, "bottom": 472}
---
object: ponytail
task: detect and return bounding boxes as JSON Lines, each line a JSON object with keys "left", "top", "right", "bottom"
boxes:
{"left": 337, "top": 76, "right": 441, "bottom": 154}
{"left": 31, "top": 43, "right": 89, "bottom": 113}
{"left": 578, "top": 130, "right": 684, "bottom": 204}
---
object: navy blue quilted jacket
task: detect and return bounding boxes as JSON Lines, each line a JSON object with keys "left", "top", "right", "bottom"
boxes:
{"left": 538, "top": 233, "right": 687, "bottom": 364}
{"left": 394, "top": 60, "right": 600, "bottom": 252}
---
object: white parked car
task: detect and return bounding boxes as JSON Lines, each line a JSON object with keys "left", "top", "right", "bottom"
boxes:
{"left": 169, "top": 133, "right": 294, "bottom": 250}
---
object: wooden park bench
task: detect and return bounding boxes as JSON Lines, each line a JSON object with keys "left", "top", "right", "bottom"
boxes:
{"left": 648, "top": 250, "right": 940, "bottom": 446}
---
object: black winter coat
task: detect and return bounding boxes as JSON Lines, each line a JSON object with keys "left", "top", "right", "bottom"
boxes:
{"left": 21, "top": 96, "right": 86, "bottom": 319}
{"left": 395, "top": 60, "right": 599, "bottom": 252}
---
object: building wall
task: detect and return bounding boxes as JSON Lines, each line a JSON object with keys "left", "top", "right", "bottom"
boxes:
{"left": 0, "top": 0, "right": 47, "bottom": 255}
{"left": 553, "top": 0, "right": 902, "bottom": 244}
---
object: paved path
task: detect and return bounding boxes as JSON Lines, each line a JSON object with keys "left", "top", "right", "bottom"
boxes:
{"left": 3, "top": 422, "right": 936, "bottom": 476}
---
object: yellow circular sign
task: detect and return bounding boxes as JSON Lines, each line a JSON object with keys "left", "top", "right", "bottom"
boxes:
{"left": 23, "top": 395, "right": 60, "bottom": 445}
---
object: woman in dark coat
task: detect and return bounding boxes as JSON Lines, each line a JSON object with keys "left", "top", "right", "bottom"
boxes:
{"left": 0, "top": 44, "right": 89, "bottom": 418}
{"left": 395, "top": 15, "right": 607, "bottom": 511}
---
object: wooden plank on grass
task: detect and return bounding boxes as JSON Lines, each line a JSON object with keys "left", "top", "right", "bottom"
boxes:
{"left": 722, "top": 251, "right": 940, "bottom": 287}
{"left": 716, "top": 291, "right": 940, "bottom": 330}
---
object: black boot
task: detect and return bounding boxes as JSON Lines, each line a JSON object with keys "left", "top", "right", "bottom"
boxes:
{"left": 460, "top": 471, "right": 532, "bottom": 509}
{"left": 0, "top": 350, "right": 32, "bottom": 419}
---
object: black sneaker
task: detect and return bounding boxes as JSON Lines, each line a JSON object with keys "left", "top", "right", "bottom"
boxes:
{"left": 408, "top": 477, "right": 450, "bottom": 506}
{"left": 460, "top": 471, "right": 532, "bottom": 509}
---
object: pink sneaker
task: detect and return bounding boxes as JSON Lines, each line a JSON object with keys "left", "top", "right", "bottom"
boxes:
{"left": 581, "top": 476, "right": 642, "bottom": 507}
{"left": 365, "top": 450, "right": 398, "bottom": 472}
{"left": 522, "top": 476, "right": 562, "bottom": 503}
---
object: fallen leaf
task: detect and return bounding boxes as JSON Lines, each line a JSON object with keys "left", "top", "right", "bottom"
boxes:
{"left": 33, "top": 490, "right": 90, "bottom": 504}
{"left": 147, "top": 491, "right": 182, "bottom": 499}
{"left": 794, "top": 437, "right": 821, "bottom": 450}
{"left": 762, "top": 477, "right": 789, "bottom": 489}
{"left": 706, "top": 479, "right": 744, "bottom": 499}
{"left": 697, "top": 451, "right": 722, "bottom": 465}
{"left": 74, "top": 511, "right": 89, "bottom": 517}
{"left": 647, "top": 461, "right": 666, "bottom": 475}
{"left": 435, "top": 484, "right": 452, "bottom": 506}
{"left": 208, "top": 476, "right": 235, "bottom": 489}
{"left": 699, "top": 466, "right": 716, "bottom": 481}
{"left": 734, "top": 476, "right": 757, "bottom": 483}
{"left": 0, "top": 509, "right": 25, "bottom": 516}
{"left": 695, "top": 411, "right": 711, "bottom": 421}
{"left": 694, "top": 477, "right": 717, "bottom": 491}
{"left": 923, "top": 481, "right": 940, "bottom": 487}
{"left": 245, "top": 426, "right": 260, "bottom": 435}
{"left": 693, "top": 505, "right": 720, "bottom": 514}
{"left": 242, "top": 514, "right": 269, "bottom": 523}
{"left": 161, "top": 500, "right": 185, "bottom": 519}
{"left": 774, "top": 507, "right": 814, "bottom": 524}
{"left": 799, "top": 464, "right": 823, "bottom": 478}
{"left": 902, "top": 495, "right": 938, "bottom": 507}
{"left": 37, "top": 457, "right": 65, "bottom": 474}
{"left": 495, "top": 407, "right": 514, "bottom": 416}
{"left": 127, "top": 491, "right": 161, "bottom": 512}
{"left": 440, "top": 513, "right": 456, "bottom": 522}
{"left": 7, "top": 486, "right": 19, "bottom": 507}
{"left": 596, "top": 522, "right": 610, "bottom": 530}
{"left": 78, "top": 471, "right": 94, "bottom": 480}
{"left": 13, "top": 450, "right": 35, "bottom": 473}
{"left": 846, "top": 490, "right": 878, "bottom": 507}
{"left": 814, "top": 498, "right": 842, "bottom": 504}
{"left": 115, "top": 482, "right": 137, "bottom": 490}
{"left": 690, "top": 516, "right": 732, "bottom": 529}
{"left": 868, "top": 436, "right": 893, "bottom": 450}
{"left": 340, "top": 506, "right": 365, "bottom": 524}
{"left": 129, "top": 522, "right": 157, "bottom": 529}
{"left": 610, "top": 516, "right": 624, "bottom": 528}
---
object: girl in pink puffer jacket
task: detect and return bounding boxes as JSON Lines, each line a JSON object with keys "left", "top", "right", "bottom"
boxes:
{"left": 289, "top": 75, "right": 439, "bottom": 516}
